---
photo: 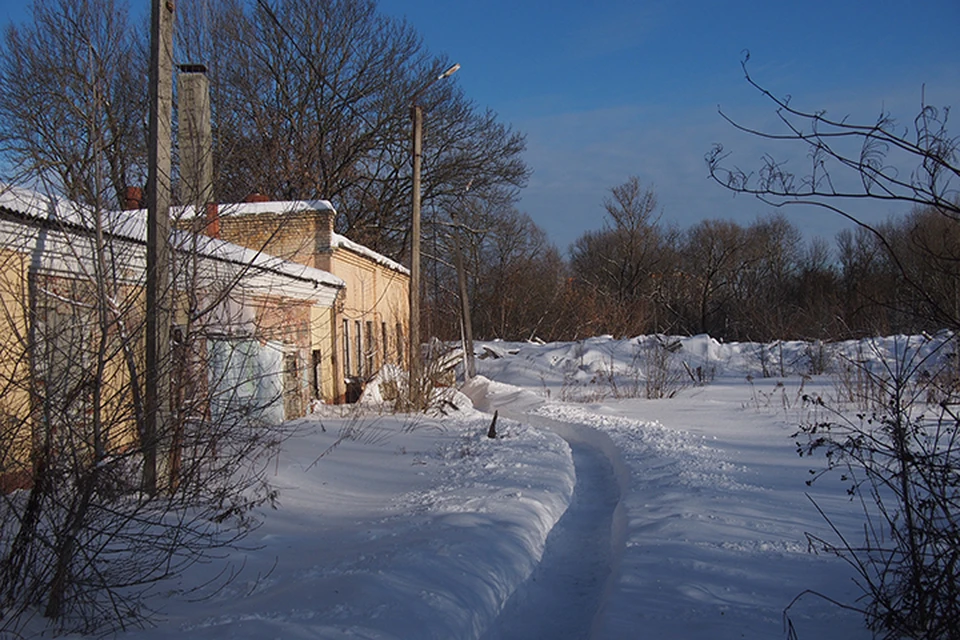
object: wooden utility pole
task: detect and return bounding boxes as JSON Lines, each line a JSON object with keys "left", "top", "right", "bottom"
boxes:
{"left": 144, "top": 0, "right": 174, "bottom": 495}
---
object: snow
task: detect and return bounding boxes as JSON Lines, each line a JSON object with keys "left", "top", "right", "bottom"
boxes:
{"left": 113, "top": 399, "right": 574, "bottom": 640}
{"left": 0, "top": 183, "right": 345, "bottom": 304}
{"left": 330, "top": 231, "right": 410, "bottom": 276}
{"left": 37, "top": 333, "right": 927, "bottom": 639}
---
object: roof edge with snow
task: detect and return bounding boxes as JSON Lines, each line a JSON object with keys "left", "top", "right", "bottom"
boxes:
{"left": 0, "top": 184, "right": 346, "bottom": 297}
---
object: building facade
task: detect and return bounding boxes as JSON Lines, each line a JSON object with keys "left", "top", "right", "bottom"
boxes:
{"left": 212, "top": 199, "right": 411, "bottom": 404}
{"left": 0, "top": 186, "right": 345, "bottom": 491}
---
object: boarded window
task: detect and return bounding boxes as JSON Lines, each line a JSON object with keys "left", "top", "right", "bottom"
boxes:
{"left": 208, "top": 339, "right": 284, "bottom": 426}
{"left": 283, "top": 352, "right": 301, "bottom": 419}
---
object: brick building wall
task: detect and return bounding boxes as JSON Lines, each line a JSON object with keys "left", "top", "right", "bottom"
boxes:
{"left": 214, "top": 201, "right": 409, "bottom": 403}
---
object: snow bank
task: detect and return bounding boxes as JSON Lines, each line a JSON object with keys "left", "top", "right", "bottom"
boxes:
{"left": 37, "top": 332, "right": 946, "bottom": 639}
{"left": 40, "top": 400, "right": 574, "bottom": 640}
{"left": 470, "top": 336, "right": 882, "bottom": 639}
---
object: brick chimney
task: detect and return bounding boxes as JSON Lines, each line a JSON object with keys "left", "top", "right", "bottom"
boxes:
{"left": 318, "top": 208, "right": 335, "bottom": 253}
{"left": 123, "top": 186, "right": 143, "bottom": 210}
{"left": 204, "top": 202, "right": 220, "bottom": 238}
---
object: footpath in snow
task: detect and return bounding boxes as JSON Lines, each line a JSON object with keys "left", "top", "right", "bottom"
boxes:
{"left": 464, "top": 336, "right": 873, "bottom": 640}
{"left": 42, "top": 334, "right": 891, "bottom": 640}
{"left": 479, "top": 436, "right": 619, "bottom": 640}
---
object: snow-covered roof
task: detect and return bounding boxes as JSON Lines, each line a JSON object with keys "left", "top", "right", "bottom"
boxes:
{"left": 0, "top": 185, "right": 345, "bottom": 303}
{"left": 220, "top": 199, "right": 336, "bottom": 215}
{"left": 177, "top": 198, "right": 336, "bottom": 218}
{"left": 200, "top": 198, "right": 410, "bottom": 277}
{"left": 331, "top": 232, "right": 409, "bottom": 276}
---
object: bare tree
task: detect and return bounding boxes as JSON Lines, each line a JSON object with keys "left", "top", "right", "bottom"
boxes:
{"left": 790, "top": 235, "right": 842, "bottom": 340}
{"left": 892, "top": 207, "right": 960, "bottom": 331}
{"left": 794, "top": 337, "right": 960, "bottom": 639}
{"left": 835, "top": 224, "right": 904, "bottom": 335}
{"left": 679, "top": 218, "right": 748, "bottom": 336}
{"left": 0, "top": 0, "right": 148, "bottom": 207}
{"left": 706, "top": 53, "right": 959, "bottom": 329}
{"left": 468, "top": 206, "right": 565, "bottom": 341}
{"left": 735, "top": 213, "right": 803, "bottom": 341}
{"left": 569, "top": 177, "right": 672, "bottom": 337}
{"left": 176, "top": 0, "right": 529, "bottom": 260}
{"left": 186, "top": 0, "right": 421, "bottom": 204}
{"left": 707, "top": 55, "right": 960, "bottom": 638}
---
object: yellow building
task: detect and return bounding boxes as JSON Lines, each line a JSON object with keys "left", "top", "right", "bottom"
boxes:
{"left": 211, "top": 199, "right": 411, "bottom": 404}
{"left": 0, "top": 186, "right": 346, "bottom": 491}
{"left": 0, "top": 186, "right": 410, "bottom": 491}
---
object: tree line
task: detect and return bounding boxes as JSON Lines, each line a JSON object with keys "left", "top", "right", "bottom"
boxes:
{"left": 0, "top": 0, "right": 529, "bottom": 261}
{"left": 423, "top": 176, "right": 960, "bottom": 345}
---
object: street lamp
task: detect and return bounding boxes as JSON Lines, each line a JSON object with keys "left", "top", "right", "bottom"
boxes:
{"left": 409, "top": 62, "right": 459, "bottom": 406}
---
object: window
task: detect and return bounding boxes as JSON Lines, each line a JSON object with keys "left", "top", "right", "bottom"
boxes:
{"left": 354, "top": 320, "right": 362, "bottom": 378}
{"left": 311, "top": 349, "right": 322, "bottom": 400}
{"left": 342, "top": 319, "right": 351, "bottom": 377}
{"left": 207, "top": 338, "right": 285, "bottom": 427}
{"left": 40, "top": 291, "right": 95, "bottom": 446}
{"left": 396, "top": 323, "right": 404, "bottom": 365}
{"left": 382, "top": 322, "right": 389, "bottom": 365}
{"left": 365, "top": 321, "right": 375, "bottom": 375}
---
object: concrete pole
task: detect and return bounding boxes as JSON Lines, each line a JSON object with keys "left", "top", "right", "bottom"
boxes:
{"left": 406, "top": 64, "right": 458, "bottom": 408}
{"left": 409, "top": 104, "right": 423, "bottom": 406}
{"left": 144, "top": 0, "right": 174, "bottom": 495}
{"left": 451, "top": 214, "right": 475, "bottom": 379}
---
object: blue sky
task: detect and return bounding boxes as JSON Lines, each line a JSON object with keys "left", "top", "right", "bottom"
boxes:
{"left": 3, "top": 0, "right": 959, "bottom": 252}
{"left": 376, "top": 0, "right": 960, "bottom": 251}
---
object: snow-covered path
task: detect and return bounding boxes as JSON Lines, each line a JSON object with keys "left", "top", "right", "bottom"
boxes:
{"left": 460, "top": 379, "right": 628, "bottom": 638}
{"left": 464, "top": 367, "right": 871, "bottom": 640}
{"left": 35, "top": 335, "right": 912, "bottom": 640}
{"left": 480, "top": 437, "right": 619, "bottom": 639}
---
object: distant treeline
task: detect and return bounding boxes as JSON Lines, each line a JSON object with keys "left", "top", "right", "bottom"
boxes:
{"left": 423, "top": 178, "right": 960, "bottom": 344}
